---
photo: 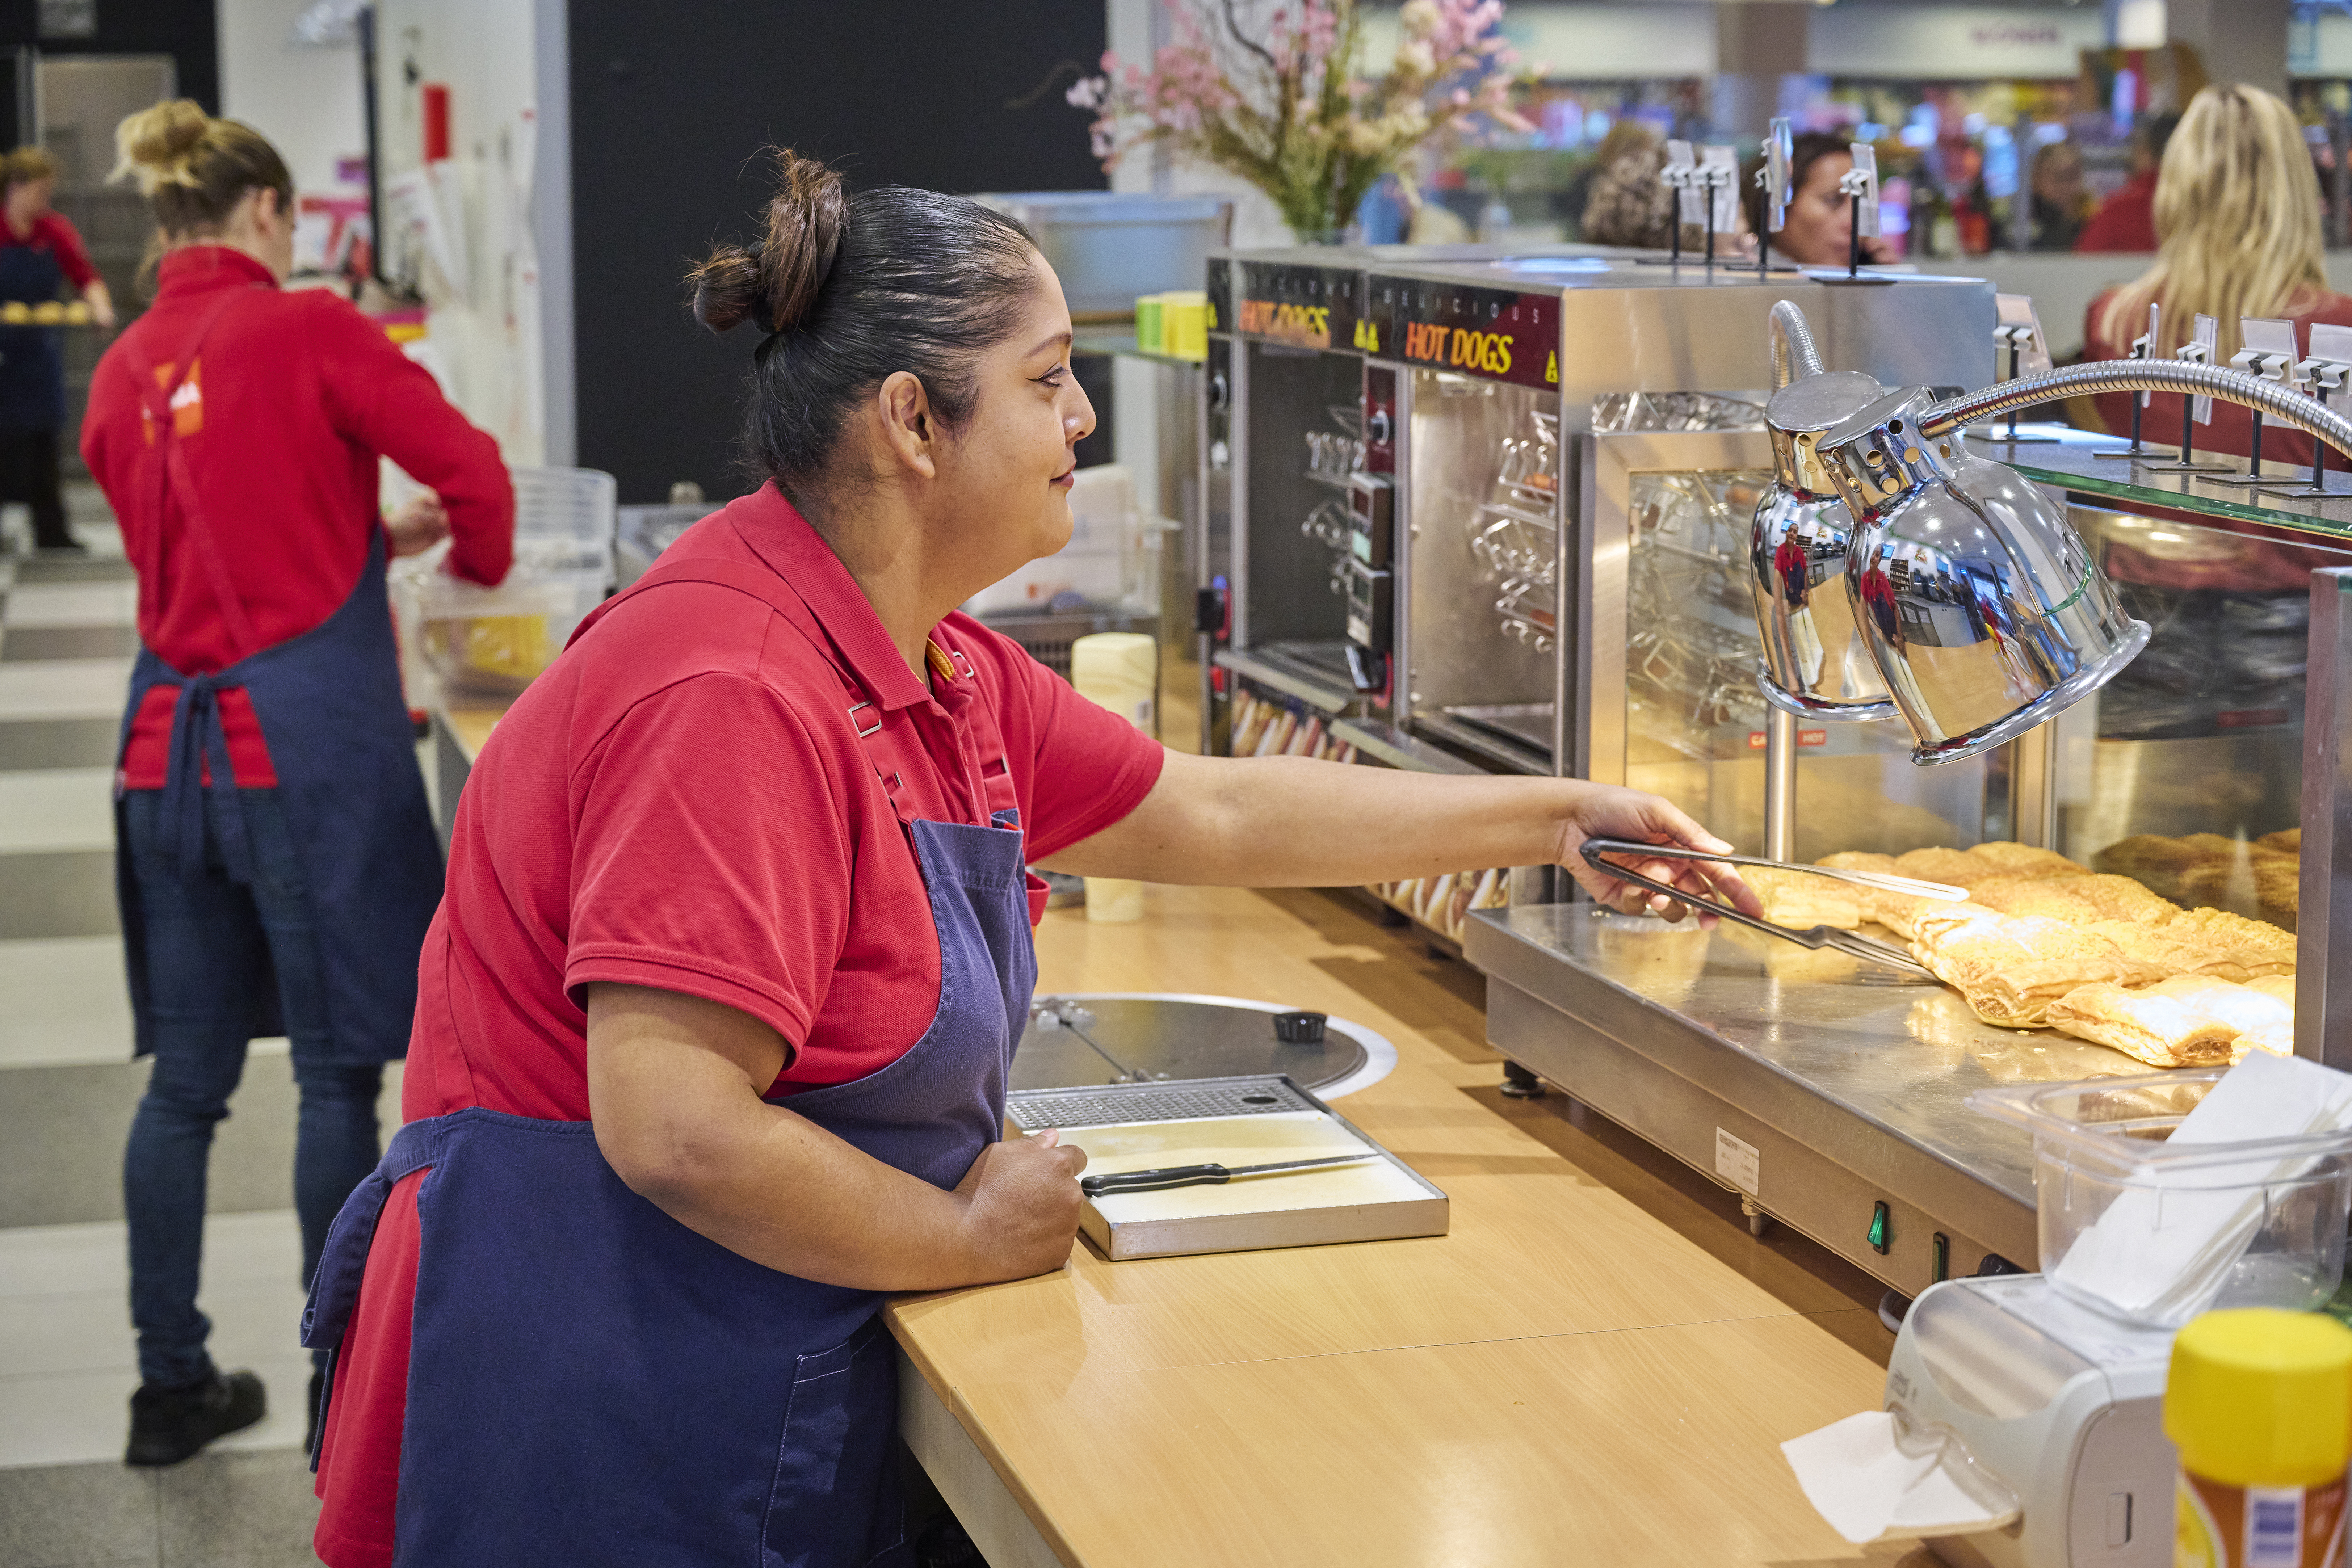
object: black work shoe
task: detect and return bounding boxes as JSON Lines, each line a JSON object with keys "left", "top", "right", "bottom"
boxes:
{"left": 125, "top": 1369, "right": 266, "bottom": 1466}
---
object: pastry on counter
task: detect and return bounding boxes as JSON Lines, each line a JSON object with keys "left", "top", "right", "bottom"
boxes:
{"left": 1873, "top": 892, "right": 1993, "bottom": 942}
{"left": 1892, "top": 846, "right": 1999, "bottom": 887}
{"left": 2257, "top": 828, "right": 2300, "bottom": 854}
{"left": 1912, "top": 914, "right": 2164, "bottom": 1027}
{"left": 2083, "top": 920, "right": 2252, "bottom": 982}
{"left": 2142, "top": 974, "right": 2293, "bottom": 1035}
{"left": 2044, "top": 983, "right": 2239, "bottom": 1068}
{"left": 1741, "top": 866, "right": 1862, "bottom": 930}
{"left": 1966, "top": 841, "right": 2085, "bottom": 879}
{"left": 2060, "top": 874, "right": 2181, "bottom": 925}
{"left": 2231, "top": 1020, "right": 2295, "bottom": 1060}
{"left": 2165, "top": 907, "right": 2297, "bottom": 977}
{"left": 1815, "top": 849, "right": 1899, "bottom": 876}
{"left": 2246, "top": 974, "right": 2298, "bottom": 1005}
{"left": 1966, "top": 875, "right": 2108, "bottom": 925}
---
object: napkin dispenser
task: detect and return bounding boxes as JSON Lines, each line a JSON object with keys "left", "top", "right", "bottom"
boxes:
{"left": 1858, "top": 1274, "right": 2175, "bottom": 1568}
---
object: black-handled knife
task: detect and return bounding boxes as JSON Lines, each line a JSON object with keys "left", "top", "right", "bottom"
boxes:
{"left": 1080, "top": 1153, "right": 1381, "bottom": 1197}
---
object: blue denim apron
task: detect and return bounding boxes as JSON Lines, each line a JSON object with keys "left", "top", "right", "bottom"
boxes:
{"left": 0, "top": 236, "right": 64, "bottom": 432}
{"left": 111, "top": 289, "right": 444, "bottom": 1064}
{"left": 303, "top": 553, "right": 1040, "bottom": 1567}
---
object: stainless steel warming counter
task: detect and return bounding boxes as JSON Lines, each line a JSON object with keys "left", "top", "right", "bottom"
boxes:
{"left": 1471, "top": 417, "right": 2352, "bottom": 1300}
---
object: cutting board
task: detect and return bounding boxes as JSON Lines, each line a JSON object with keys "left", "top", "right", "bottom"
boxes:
{"left": 1009, "top": 1076, "right": 1449, "bottom": 1262}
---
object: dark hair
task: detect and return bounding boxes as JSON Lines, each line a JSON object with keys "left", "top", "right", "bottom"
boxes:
{"left": 689, "top": 148, "right": 1042, "bottom": 506}
{"left": 1743, "top": 131, "right": 1857, "bottom": 252}
{"left": 113, "top": 99, "right": 293, "bottom": 237}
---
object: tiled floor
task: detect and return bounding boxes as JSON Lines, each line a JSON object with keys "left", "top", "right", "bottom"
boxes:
{"left": 0, "top": 499, "right": 382, "bottom": 1566}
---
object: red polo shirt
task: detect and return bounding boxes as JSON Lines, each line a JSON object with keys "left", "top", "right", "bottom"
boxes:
{"left": 312, "top": 485, "right": 1164, "bottom": 1567}
{"left": 81, "top": 247, "right": 512, "bottom": 788}
{"left": 1, "top": 209, "right": 96, "bottom": 289}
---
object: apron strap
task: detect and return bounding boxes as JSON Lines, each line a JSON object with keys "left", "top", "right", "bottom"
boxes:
{"left": 578, "top": 552, "right": 934, "bottom": 825}
{"left": 301, "top": 1116, "right": 445, "bottom": 1356}
{"left": 116, "top": 286, "right": 269, "bottom": 663}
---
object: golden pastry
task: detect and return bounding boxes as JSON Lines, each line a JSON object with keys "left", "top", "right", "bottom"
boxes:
{"left": 1966, "top": 875, "right": 2108, "bottom": 925}
{"left": 2061, "top": 874, "right": 2180, "bottom": 925}
{"left": 2166, "top": 907, "right": 2297, "bottom": 977}
{"left": 2095, "top": 834, "right": 2209, "bottom": 875}
{"left": 2232, "top": 1020, "right": 2294, "bottom": 1061}
{"left": 1912, "top": 915, "right": 2163, "bottom": 1027}
{"left": 1893, "top": 846, "right": 1997, "bottom": 887}
{"left": 1965, "top": 841, "right": 2084, "bottom": 879}
{"left": 1739, "top": 866, "right": 1862, "bottom": 930}
{"left": 1878, "top": 894, "right": 1993, "bottom": 943}
{"left": 1815, "top": 849, "right": 1899, "bottom": 876}
{"left": 2044, "top": 983, "right": 2239, "bottom": 1068}
{"left": 2257, "top": 828, "right": 2300, "bottom": 854}
{"left": 2142, "top": 975, "right": 2292, "bottom": 1035}
{"left": 2082, "top": 920, "right": 2245, "bottom": 982}
{"left": 2176, "top": 832, "right": 2247, "bottom": 860}
{"left": 2246, "top": 974, "right": 2298, "bottom": 1005}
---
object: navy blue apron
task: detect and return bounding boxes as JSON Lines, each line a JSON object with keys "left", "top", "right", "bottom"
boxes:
{"left": 0, "top": 235, "right": 65, "bottom": 432}
{"left": 112, "top": 288, "right": 444, "bottom": 1064}
{"left": 302, "top": 552, "right": 1042, "bottom": 1567}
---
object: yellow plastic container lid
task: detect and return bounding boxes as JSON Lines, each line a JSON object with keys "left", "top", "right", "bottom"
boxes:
{"left": 2164, "top": 1309, "right": 2352, "bottom": 1488}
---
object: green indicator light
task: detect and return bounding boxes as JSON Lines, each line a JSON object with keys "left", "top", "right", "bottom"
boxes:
{"left": 1932, "top": 1232, "right": 1950, "bottom": 1283}
{"left": 1868, "top": 1201, "right": 1890, "bottom": 1255}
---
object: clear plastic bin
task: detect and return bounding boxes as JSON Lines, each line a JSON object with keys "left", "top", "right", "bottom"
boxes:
{"left": 615, "top": 501, "right": 720, "bottom": 588}
{"left": 509, "top": 466, "right": 618, "bottom": 577}
{"left": 1970, "top": 1070, "right": 2352, "bottom": 1327}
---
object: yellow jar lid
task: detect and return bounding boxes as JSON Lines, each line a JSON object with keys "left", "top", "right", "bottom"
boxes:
{"left": 2164, "top": 1310, "right": 2352, "bottom": 1488}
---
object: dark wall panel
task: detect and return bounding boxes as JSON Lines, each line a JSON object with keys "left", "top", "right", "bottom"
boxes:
{"left": 568, "top": 0, "right": 1108, "bottom": 501}
{"left": 0, "top": 0, "right": 219, "bottom": 110}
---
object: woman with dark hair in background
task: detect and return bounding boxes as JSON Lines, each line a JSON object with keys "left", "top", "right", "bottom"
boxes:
{"left": 1741, "top": 131, "right": 1895, "bottom": 268}
{"left": 81, "top": 100, "right": 512, "bottom": 1468}
{"left": 0, "top": 145, "right": 114, "bottom": 554}
{"left": 302, "top": 146, "right": 1750, "bottom": 1567}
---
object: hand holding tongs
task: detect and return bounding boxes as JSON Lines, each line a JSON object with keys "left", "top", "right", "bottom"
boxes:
{"left": 1579, "top": 837, "right": 1961, "bottom": 978}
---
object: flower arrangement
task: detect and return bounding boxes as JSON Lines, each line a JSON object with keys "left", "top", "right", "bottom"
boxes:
{"left": 1068, "top": 0, "right": 1534, "bottom": 242}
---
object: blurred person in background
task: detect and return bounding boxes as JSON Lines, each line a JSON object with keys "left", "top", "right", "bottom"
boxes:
{"left": 2077, "top": 110, "right": 2179, "bottom": 252}
{"left": 1742, "top": 131, "right": 1895, "bottom": 268}
{"left": 2026, "top": 139, "right": 2090, "bottom": 251}
{"left": 0, "top": 146, "right": 114, "bottom": 554}
{"left": 2084, "top": 85, "right": 2352, "bottom": 464}
{"left": 1578, "top": 119, "right": 1673, "bottom": 248}
{"left": 83, "top": 100, "right": 512, "bottom": 1467}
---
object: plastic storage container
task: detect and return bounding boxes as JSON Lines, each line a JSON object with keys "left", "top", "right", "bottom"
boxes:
{"left": 615, "top": 500, "right": 721, "bottom": 588}
{"left": 964, "top": 464, "right": 1158, "bottom": 616}
{"left": 393, "top": 464, "right": 618, "bottom": 701}
{"left": 970, "top": 193, "right": 1232, "bottom": 319}
{"left": 1970, "top": 1069, "right": 2352, "bottom": 1327}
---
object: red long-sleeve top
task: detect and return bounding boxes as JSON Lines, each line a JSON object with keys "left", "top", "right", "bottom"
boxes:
{"left": 82, "top": 247, "right": 513, "bottom": 785}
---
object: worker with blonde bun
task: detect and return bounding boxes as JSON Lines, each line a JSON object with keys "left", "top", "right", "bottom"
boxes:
{"left": 0, "top": 144, "right": 113, "bottom": 552}
{"left": 80, "top": 99, "right": 513, "bottom": 1469}
{"left": 301, "top": 143, "right": 1748, "bottom": 1566}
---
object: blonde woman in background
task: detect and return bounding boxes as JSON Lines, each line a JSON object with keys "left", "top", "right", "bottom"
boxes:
{"left": 2084, "top": 84, "right": 2349, "bottom": 465}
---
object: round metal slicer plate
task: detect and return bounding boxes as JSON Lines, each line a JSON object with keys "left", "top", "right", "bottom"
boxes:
{"left": 1010, "top": 993, "right": 1397, "bottom": 1100}
{"left": 1765, "top": 370, "right": 1885, "bottom": 433}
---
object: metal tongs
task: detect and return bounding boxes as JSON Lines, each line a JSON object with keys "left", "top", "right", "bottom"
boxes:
{"left": 1579, "top": 838, "right": 1966, "bottom": 978}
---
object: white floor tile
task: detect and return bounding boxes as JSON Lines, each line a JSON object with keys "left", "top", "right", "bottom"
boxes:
{"left": 0, "top": 1212, "right": 310, "bottom": 1465}
{"left": 0, "top": 657, "right": 132, "bottom": 720}
{"left": 0, "top": 766, "right": 115, "bottom": 854}
{"left": 4, "top": 580, "right": 138, "bottom": 630}
{"left": 0, "top": 936, "right": 135, "bottom": 1067}
{"left": 0, "top": 1354, "right": 310, "bottom": 1467}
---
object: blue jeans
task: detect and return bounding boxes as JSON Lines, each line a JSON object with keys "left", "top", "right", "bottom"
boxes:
{"left": 120, "top": 788, "right": 385, "bottom": 1388}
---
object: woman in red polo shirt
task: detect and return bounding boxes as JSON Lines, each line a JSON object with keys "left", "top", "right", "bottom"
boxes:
{"left": 0, "top": 145, "right": 114, "bottom": 553}
{"left": 304, "top": 147, "right": 1744, "bottom": 1568}
{"left": 81, "top": 101, "right": 512, "bottom": 1468}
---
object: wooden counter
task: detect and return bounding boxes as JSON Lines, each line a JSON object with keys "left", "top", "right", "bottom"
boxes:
{"left": 890, "top": 883, "right": 1932, "bottom": 1567}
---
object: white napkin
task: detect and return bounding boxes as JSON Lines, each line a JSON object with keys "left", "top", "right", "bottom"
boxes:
{"left": 2053, "top": 1052, "right": 2352, "bottom": 1323}
{"left": 1782, "top": 1411, "right": 2019, "bottom": 1544}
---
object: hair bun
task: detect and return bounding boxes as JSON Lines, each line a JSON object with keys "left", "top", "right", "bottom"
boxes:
{"left": 114, "top": 99, "right": 209, "bottom": 191}
{"left": 688, "top": 147, "right": 845, "bottom": 337}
